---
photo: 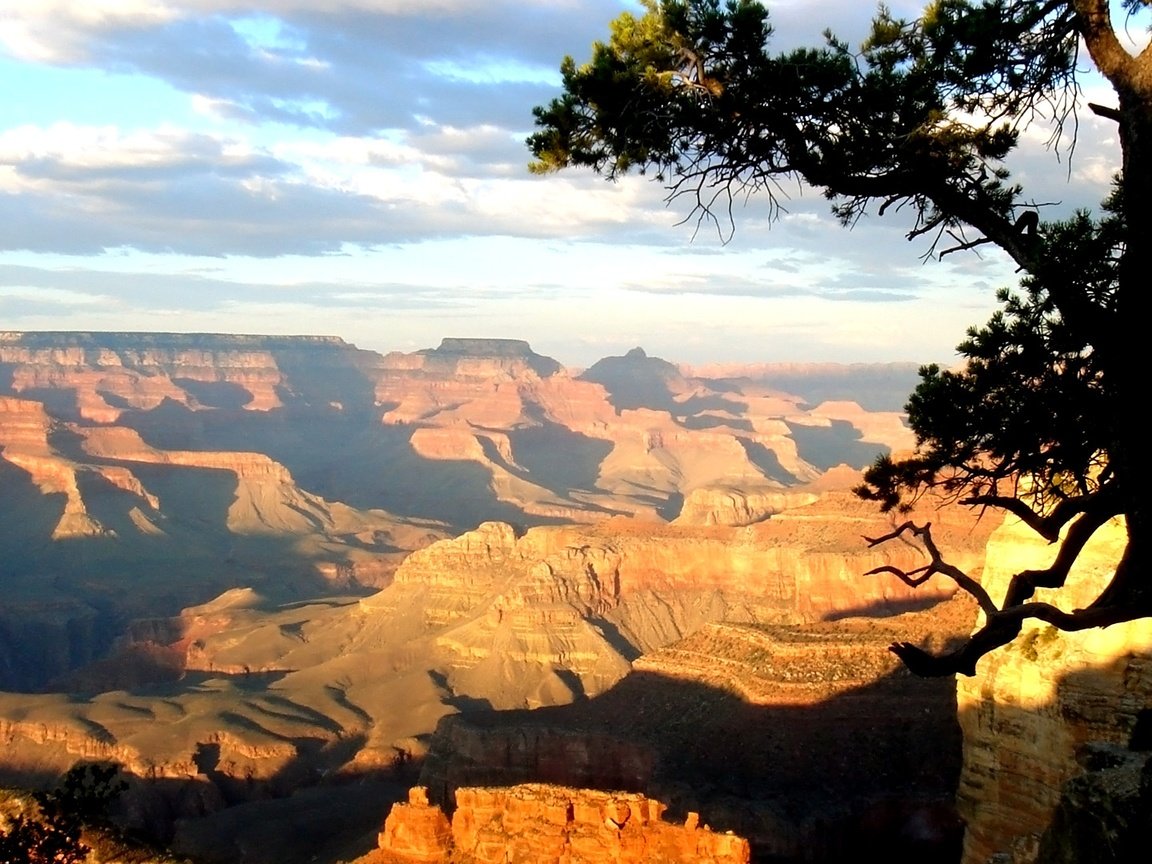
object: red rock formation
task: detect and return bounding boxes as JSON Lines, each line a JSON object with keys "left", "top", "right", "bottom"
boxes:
{"left": 372, "top": 787, "right": 452, "bottom": 864}
{"left": 0, "top": 332, "right": 996, "bottom": 860}
{"left": 2, "top": 331, "right": 924, "bottom": 531}
{"left": 361, "top": 784, "right": 750, "bottom": 864}
{"left": 0, "top": 331, "right": 382, "bottom": 417}
{"left": 383, "top": 491, "right": 994, "bottom": 640}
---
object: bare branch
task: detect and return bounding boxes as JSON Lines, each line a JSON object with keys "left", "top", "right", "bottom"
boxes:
{"left": 939, "top": 236, "right": 995, "bottom": 258}
{"left": 889, "top": 595, "right": 1146, "bottom": 678}
{"left": 864, "top": 521, "right": 999, "bottom": 617}
{"left": 864, "top": 564, "right": 934, "bottom": 587}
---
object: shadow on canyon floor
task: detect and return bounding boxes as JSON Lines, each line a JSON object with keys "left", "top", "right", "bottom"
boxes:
{"left": 823, "top": 594, "right": 952, "bottom": 621}
{"left": 417, "top": 667, "right": 967, "bottom": 863}
{"left": 119, "top": 398, "right": 574, "bottom": 531}
{"left": 0, "top": 454, "right": 373, "bottom": 692}
{"left": 784, "top": 419, "right": 888, "bottom": 472}
{"left": 0, "top": 750, "right": 417, "bottom": 864}
{"left": 6, "top": 658, "right": 1146, "bottom": 864}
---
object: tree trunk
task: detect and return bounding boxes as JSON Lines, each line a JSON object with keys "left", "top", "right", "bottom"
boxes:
{"left": 1110, "top": 86, "right": 1152, "bottom": 611}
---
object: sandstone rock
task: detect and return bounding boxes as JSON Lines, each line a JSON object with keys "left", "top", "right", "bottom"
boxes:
{"left": 678, "top": 361, "right": 922, "bottom": 413}
{"left": 2, "top": 331, "right": 924, "bottom": 537}
{"left": 375, "top": 786, "right": 452, "bottom": 864}
{"left": 0, "top": 331, "right": 382, "bottom": 416}
{"left": 674, "top": 485, "right": 818, "bottom": 526}
{"left": 364, "top": 784, "right": 750, "bottom": 864}
{"left": 956, "top": 515, "right": 1152, "bottom": 864}
{"left": 0, "top": 332, "right": 995, "bottom": 861}
{"left": 1033, "top": 746, "right": 1152, "bottom": 864}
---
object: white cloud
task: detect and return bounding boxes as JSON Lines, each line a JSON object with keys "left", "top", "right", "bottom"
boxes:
{"left": 0, "top": 0, "right": 1130, "bottom": 362}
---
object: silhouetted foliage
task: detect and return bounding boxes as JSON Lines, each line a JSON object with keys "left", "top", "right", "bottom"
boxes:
{"left": 0, "top": 763, "right": 127, "bottom": 864}
{"left": 531, "top": 0, "right": 1152, "bottom": 675}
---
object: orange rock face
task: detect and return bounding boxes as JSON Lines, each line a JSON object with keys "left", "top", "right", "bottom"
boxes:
{"left": 373, "top": 787, "right": 452, "bottom": 864}
{"left": 0, "top": 331, "right": 922, "bottom": 543}
{"left": 364, "top": 785, "right": 750, "bottom": 864}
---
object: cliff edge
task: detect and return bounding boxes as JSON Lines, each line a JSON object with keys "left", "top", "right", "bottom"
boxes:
{"left": 358, "top": 784, "right": 750, "bottom": 864}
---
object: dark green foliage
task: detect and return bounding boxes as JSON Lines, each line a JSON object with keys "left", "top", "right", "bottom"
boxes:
{"left": 529, "top": 0, "right": 1078, "bottom": 248}
{"left": 531, "top": 1, "right": 1152, "bottom": 675}
{"left": 859, "top": 195, "right": 1121, "bottom": 518}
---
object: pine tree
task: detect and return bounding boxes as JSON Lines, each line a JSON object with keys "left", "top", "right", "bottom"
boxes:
{"left": 530, "top": 1, "right": 1152, "bottom": 675}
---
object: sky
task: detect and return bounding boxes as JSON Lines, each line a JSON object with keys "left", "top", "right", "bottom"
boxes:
{"left": 0, "top": 1, "right": 1139, "bottom": 367}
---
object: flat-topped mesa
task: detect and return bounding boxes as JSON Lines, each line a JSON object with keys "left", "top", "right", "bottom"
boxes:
{"left": 0, "top": 331, "right": 350, "bottom": 350}
{"left": 383, "top": 337, "right": 562, "bottom": 380}
{"left": 364, "top": 784, "right": 750, "bottom": 864}
{"left": 434, "top": 337, "right": 539, "bottom": 358}
{"left": 0, "top": 331, "right": 380, "bottom": 416}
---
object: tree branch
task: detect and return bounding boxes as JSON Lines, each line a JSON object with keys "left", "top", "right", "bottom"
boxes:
{"left": 890, "top": 594, "right": 1146, "bottom": 678}
{"left": 865, "top": 564, "right": 935, "bottom": 587}
{"left": 1073, "top": 0, "right": 1136, "bottom": 89}
{"left": 960, "top": 486, "right": 1114, "bottom": 543}
{"left": 1001, "top": 505, "right": 1121, "bottom": 605}
{"left": 864, "top": 521, "right": 999, "bottom": 617}
{"left": 939, "top": 236, "right": 995, "bottom": 258}
{"left": 1088, "top": 101, "right": 1123, "bottom": 122}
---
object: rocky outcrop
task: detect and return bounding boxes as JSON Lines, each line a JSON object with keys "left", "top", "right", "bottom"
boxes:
{"left": 0, "top": 330, "right": 381, "bottom": 417}
{"left": 372, "top": 787, "right": 453, "bottom": 863}
{"left": 807, "top": 400, "right": 915, "bottom": 452}
{"left": 416, "top": 594, "right": 983, "bottom": 862}
{"left": 673, "top": 485, "right": 818, "bottom": 526}
{"left": 955, "top": 515, "right": 1152, "bottom": 864}
{"left": 381, "top": 491, "right": 993, "bottom": 640}
{"left": 679, "top": 361, "right": 922, "bottom": 413}
{"left": 1033, "top": 745, "right": 1152, "bottom": 864}
{"left": 362, "top": 784, "right": 750, "bottom": 864}
{"left": 0, "top": 331, "right": 981, "bottom": 861}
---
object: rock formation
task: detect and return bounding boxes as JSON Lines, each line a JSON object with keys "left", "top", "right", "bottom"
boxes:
{"left": 1033, "top": 744, "right": 1152, "bottom": 864}
{"left": 679, "top": 361, "right": 923, "bottom": 413}
{"left": 414, "top": 595, "right": 985, "bottom": 861}
{"left": 359, "top": 784, "right": 750, "bottom": 864}
{"left": 0, "top": 486, "right": 994, "bottom": 859}
{"left": 673, "top": 485, "right": 819, "bottom": 527}
{"left": 0, "top": 331, "right": 914, "bottom": 538}
{"left": 0, "top": 330, "right": 989, "bottom": 862}
{"left": 955, "top": 514, "right": 1152, "bottom": 863}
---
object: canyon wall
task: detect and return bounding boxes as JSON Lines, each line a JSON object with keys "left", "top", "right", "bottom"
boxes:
{"left": 0, "top": 331, "right": 979, "bottom": 862}
{"left": 1, "top": 332, "right": 915, "bottom": 548}
{"left": 0, "top": 489, "right": 993, "bottom": 860}
{"left": 416, "top": 596, "right": 982, "bottom": 862}
{"left": 956, "top": 515, "right": 1152, "bottom": 863}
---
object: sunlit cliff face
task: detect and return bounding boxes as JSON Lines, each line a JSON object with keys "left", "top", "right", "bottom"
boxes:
{"left": 956, "top": 513, "right": 1152, "bottom": 864}
{"left": 0, "top": 331, "right": 969, "bottom": 862}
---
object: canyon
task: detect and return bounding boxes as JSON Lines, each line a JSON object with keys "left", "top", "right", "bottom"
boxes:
{"left": 1, "top": 331, "right": 1140, "bottom": 863}
{"left": 0, "top": 331, "right": 918, "bottom": 692}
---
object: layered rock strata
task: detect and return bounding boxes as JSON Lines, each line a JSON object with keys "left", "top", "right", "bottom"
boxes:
{"left": 418, "top": 599, "right": 981, "bottom": 862}
{"left": 361, "top": 784, "right": 750, "bottom": 864}
{"left": 956, "top": 515, "right": 1152, "bottom": 863}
